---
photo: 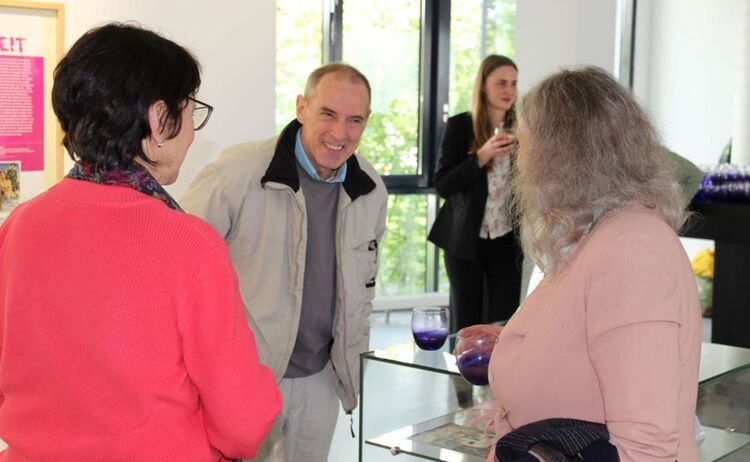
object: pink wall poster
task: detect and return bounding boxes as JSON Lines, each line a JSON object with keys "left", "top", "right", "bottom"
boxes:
{"left": 0, "top": 54, "right": 44, "bottom": 171}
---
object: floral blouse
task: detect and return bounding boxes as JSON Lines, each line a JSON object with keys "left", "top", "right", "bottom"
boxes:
{"left": 479, "top": 155, "right": 512, "bottom": 239}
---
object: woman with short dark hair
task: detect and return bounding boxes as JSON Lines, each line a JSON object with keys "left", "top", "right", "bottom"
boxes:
{"left": 0, "top": 23, "right": 280, "bottom": 461}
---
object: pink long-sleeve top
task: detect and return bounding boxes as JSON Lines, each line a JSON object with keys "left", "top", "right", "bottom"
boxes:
{"left": 0, "top": 179, "right": 281, "bottom": 461}
{"left": 488, "top": 205, "right": 701, "bottom": 462}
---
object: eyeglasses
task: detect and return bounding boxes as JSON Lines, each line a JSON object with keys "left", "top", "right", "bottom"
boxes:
{"left": 188, "top": 96, "right": 213, "bottom": 131}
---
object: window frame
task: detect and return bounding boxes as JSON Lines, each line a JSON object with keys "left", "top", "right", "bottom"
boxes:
{"left": 323, "top": 0, "right": 450, "bottom": 193}
{"left": 321, "top": 0, "right": 451, "bottom": 291}
{"left": 316, "top": 0, "right": 516, "bottom": 293}
{"left": 309, "top": 1, "right": 634, "bottom": 295}
{"left": 617, "top": 0, "right": 637, "bottom": 89}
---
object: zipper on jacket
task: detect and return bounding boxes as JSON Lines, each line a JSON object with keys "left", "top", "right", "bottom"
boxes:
{"left": 269, "top": 181, "right": 307, "bottom": 379}
{"left": 335, "top": 205, "right": 357, "bottom": 408}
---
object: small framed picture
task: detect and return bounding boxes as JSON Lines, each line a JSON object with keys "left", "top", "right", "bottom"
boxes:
{"left": 0, "top": 161, "right": 21, "bottom": 211}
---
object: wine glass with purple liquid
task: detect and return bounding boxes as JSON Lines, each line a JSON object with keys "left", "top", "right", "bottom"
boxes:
{"left": 455, "top": 330, "right": 499, "bottom": 386}
{"left": 411, "top": 307, "right": 449, "bottom": 350}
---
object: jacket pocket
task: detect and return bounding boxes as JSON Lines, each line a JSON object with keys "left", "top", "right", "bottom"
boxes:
{"left": 353, "top": 238, "right": 378, "bottom": 289}
{"left": 365, "top": 239, "right": 378, "bottom": 288}
{"left": 347, "top": 238, "right": 378, "bottom": 312}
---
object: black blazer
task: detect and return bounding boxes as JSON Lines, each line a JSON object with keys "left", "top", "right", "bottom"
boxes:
{"left": 428, "top": 112, "right": 489, "bottom": 258}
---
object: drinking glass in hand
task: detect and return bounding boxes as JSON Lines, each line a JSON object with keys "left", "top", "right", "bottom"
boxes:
{"left": 494, "top": 125, "right": 516, "bottom": 150}
{"left": 411, "top": 307, "right": 449, "bottom": 350}
{"left": 455, "top": 330, "right": 498, "bottom": 385}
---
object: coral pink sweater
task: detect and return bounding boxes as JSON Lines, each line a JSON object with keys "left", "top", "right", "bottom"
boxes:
{"left": 0, "top": 179, "right": 281, "bottom": 461}
{"left": 488, "top": 206, "right": 701, "bottom": 462}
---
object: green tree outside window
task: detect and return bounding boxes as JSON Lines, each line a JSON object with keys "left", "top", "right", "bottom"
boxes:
{"left": 276, "top": 0, "right": 516, "bottom": 296}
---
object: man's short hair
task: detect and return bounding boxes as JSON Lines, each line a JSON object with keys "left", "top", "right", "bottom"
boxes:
{"left": 304, "top": 63, "right": 371, "bottom": 109}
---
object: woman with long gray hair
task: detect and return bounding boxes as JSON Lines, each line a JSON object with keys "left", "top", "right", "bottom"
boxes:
{"left": 476, "top": 67, "right": 701, "bottom": 461}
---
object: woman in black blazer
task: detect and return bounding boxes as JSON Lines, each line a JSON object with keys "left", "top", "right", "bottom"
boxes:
{"left": 428, "top": 55, "right": 523, "bottom": 331}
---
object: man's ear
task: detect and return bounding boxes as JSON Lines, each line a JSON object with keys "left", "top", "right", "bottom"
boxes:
{"left": 147, "top": 100, "right": 168, "bottom": 141}
{"left": 295, "top": 94, "right": 307, "bottom": 123}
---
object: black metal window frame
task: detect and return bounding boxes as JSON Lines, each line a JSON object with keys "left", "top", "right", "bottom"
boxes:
{"left": 324, "top": 0, "right": 636, "bottom": 184}
{"left": 321, "top": 1, "right": 513, "bottom": 291}
{"left": 323, "top": 0, "right": 451, "bottom": 193}
{"left": 618, "top": 0, "right": 637, "bottom": 89}
{"left": 318, "top": 1, "right": 635, "bottom": 293}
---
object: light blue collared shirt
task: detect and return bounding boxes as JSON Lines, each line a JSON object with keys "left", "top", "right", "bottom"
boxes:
{"left": 295, "top": 128, "right": 347, "bottom": 183}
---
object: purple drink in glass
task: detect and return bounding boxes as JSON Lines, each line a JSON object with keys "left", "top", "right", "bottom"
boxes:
{"left": 454, "top": 330, "right": 498, "bottom": 386}
{"left": 457, "top": 349, "right": 492, "bottom": 385}
{"left": 411, "top": 307, "right": 450, "bottom": 351}
{"left": 412, "top": 328, "right": 448, "bottom": 350}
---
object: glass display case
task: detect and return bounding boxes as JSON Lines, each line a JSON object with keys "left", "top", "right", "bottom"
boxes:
{"left": 359, "top": 339, "right": 750, "bottom": 462}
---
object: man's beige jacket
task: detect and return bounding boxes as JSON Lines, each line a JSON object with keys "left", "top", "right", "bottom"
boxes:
{"left": 182, "top": 120, "right": 388, "bottom": 412}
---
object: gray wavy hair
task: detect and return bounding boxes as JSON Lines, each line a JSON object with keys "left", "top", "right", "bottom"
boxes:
{"left": 512, "top": 66, "right": 687, "bottom": 275}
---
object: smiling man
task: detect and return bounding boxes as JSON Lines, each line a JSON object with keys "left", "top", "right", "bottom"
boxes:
{"left": 181, "top": 63, "right": 387, "bottom": 462}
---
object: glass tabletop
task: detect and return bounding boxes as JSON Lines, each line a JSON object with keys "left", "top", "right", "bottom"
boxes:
{"left": 364, "top": 339, "right": 750, "bottom": 385}
{"left": 362, "top": 340, "right": 750, "bottom": 462}
{"left": 363, "top": 335, "right": 462, "bottom": 376}
{"left": 367, "top": 408, "right": 750, "bottom": 462}
{"left": 698, "top": 343, "right": 750, "bottom": 383}
{"left": 367, "top": 408, "right": 494, "bottom": 462}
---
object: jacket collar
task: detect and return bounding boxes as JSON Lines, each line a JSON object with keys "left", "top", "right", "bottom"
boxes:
{"left": 261, "top": 119, "right": 377, "bottom": 202}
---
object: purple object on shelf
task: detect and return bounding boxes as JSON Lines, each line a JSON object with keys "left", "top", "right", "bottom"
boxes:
{"left": 696, "top": 164, "right": 750, "bottom": 204}
{"left": 413, "top": 329, "right": 448, "bottom": 350}
{"left": 411, "top": 306, "right": 450, "bottom": 351}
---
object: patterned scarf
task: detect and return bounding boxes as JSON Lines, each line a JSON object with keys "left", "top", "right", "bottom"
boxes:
{"left": 496, "top": 418, "right": 618, "bottom": 462}
{"left": 66, "top": 161, "right": 183, "bottom": 212}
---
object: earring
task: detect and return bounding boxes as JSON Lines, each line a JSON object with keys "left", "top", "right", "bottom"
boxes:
{"left": 157, "top": 139, "right": 164, "bottom": 148}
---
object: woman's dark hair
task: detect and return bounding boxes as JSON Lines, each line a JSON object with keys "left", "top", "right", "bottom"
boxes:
{"left": 52, "top": 23, "right": 201, "bottom": 169}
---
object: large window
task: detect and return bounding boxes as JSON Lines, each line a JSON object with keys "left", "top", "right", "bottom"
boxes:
{"left": 437, "top": 0, "right": 517, "bottom": 291}
{"left": 275, "top": 1, "right": 322, "bottom": 131}
{"left": 378, "top": 194, "right": 428, "bottom": 295}
{"left": 276, "top": 1, "right": 516, "bottom": 296}
{"left": 449, "top": 1, "right": 516, "bottom": 115}
{"left": 343, "top": 0, "right": 421, "bottom": 176}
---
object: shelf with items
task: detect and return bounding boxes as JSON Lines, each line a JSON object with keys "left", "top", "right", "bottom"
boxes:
{"left": 359, "top": 335, "right": 495, "bottom": 462}
{"left": 369, "top": 407, "right": 495, "bottom": 462}
{"left": 359, "top": 339, "right": 750, "bottom": 462}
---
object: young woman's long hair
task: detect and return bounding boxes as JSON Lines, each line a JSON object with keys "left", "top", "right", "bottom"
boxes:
{"left": 471, "top": 54, "right": 517, "bottom": 151}
{"left": 512, "top": 66, "right": 687, "bottom": 275}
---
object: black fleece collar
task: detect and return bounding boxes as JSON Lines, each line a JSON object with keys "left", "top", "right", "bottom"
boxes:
{"left": 261, "top": 120, "right": 377, "bottom": 202}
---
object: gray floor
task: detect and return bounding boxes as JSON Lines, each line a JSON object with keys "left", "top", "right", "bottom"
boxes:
{"left": 329, "top": 310, "right": 414, "bottom": 462}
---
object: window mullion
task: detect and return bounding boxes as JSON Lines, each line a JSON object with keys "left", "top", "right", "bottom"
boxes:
{"left": 421, "top": 0, "right": 450, "bottom": 292}
{"left": 420, "top": 0, "right": 450, "bottom": 190}
{"left": 322, "top": 0, "right": 343, "bottom": 63}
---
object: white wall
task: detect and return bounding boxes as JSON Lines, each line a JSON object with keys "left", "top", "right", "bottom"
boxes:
{"left": 1, "top": 3, "right": 276, "bottom": 449}
{"left": 633, "top": 0, "right": 742, "bottom": 167}
{"left": 512, "top": 0, "right": 716, "bottom": 269}
{"left": 516, "top": 0, "right": 742, "bottom": 169}
{"left": 59, "top": 0, "right": 276, "bottom": 199}
{"left": 732, "top": 1, "right": 750, "bottom": 165}
{"left": 51, "top": 0, "right": 625, "bottom": 197}
{"left": 632, "top": 0, "right": 654, "bottom": 105}
{"left": 515, "top": 0, "right": 620, "bottom": 93}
